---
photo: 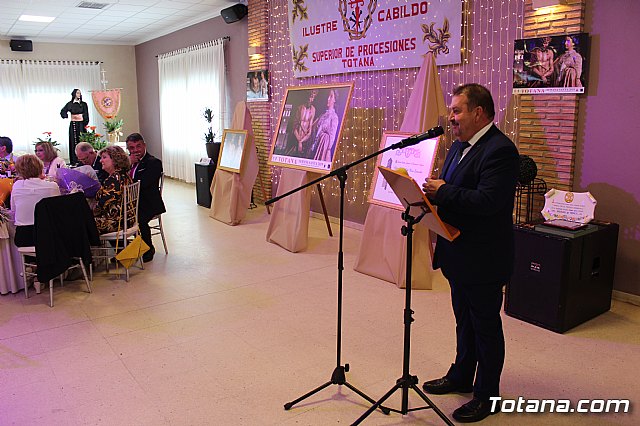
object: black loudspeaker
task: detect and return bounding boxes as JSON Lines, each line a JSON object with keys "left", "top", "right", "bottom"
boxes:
{"left": 10, "top": 39, "right": 33, "bottom": 52}
{"left": 505, "top": 222, "right": 618, "bottom": 333}
{"left": 195, "top": 163, "right": 216, "bottom": 208}
{"left": 221, "top": 3, "right": 248, "bottom": 23}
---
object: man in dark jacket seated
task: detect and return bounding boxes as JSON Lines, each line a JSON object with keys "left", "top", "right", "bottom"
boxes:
{"left": 75, "top": 142, "right": 107, "bottom": 184}
{"left": 125, "top": 133, "right": 166, "bottom": 262}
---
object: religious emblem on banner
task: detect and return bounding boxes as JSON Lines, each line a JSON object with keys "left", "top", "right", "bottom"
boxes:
{"left": 91, "top": 89, "right": 122, "bottom": 119}
{"left": 338, "top": 0, "right": 378, "bottom": 40}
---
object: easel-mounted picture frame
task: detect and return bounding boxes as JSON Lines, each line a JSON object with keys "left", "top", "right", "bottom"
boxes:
{"left": 268, "top": 82, "right": 354, "bottom": 174}
{"left": 217, "top": 129, "right": 248, "bottom": 174}
{"left": 368, "top": 131, "right": 440, "bottom": 210}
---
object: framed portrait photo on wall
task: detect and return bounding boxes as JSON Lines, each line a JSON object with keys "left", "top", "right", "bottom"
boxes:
{"left": 268, "top": 82, "right": 353, "bottom": 174}
{"left": 513, "top": 33, "right": 589, "bottom": 94}
{"left": 368, "top": 131, "right": 440, "bottom": 210}
{"left": 246, "top": 70, "right": 269, "bottom": 102}
{"left": 218, "top": 129, "right": 248, "bottom": 173}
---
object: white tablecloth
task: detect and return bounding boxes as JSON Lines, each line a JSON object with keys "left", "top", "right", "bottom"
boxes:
{"left": 0, "top": 221, "right": 24, "bottom": 295}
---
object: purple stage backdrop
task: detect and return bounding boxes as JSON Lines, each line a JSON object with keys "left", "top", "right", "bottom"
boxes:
{"left": 268, "top": 0, "right": 525, "bottom": 225}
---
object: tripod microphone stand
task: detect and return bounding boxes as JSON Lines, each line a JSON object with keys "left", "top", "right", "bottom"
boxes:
{"left": 267, "top": 126, "right": 444, "bottom": 414}
{"left": 352, "top": 201, "right": 453, "bottom": 425}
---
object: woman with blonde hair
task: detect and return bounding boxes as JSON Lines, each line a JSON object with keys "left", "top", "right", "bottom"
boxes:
{"left": 93, "top": 145, "right": 133, "bottom": 234}
{"left": 34, "top": 141, "right": 66, "bottom": 179}
{"left": 10, "top": 154, "right": 60, "bottom": 247}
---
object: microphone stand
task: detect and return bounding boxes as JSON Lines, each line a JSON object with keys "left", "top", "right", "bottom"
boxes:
{"left": 269, "top": 131, "right": 439, "bottom": 414}
{"left": 351, "top": 201, "right": 454, "bottom": 425}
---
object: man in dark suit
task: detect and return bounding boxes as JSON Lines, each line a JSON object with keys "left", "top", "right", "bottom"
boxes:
{"left": 75, "top": 142, "right": 107, "bottom": 184}
{"left": 126, "top": 133, "right": 166, "bottom": 262}
{"left": 422, "top": 84, "right": 519, "bottom": 423}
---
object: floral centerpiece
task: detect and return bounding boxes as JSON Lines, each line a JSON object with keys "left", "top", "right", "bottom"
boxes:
{"left": 0, "top": 158, "right": 14, "bottom": 176}
{"left": 79, "top": 125, "right": 107, "bottom": 150}
{"left": 0, "top": 207, "right": 10, "bottom": 224}
{"left": 35, "top": 131, "right": 59, "bottom": 147}
{"left": 104, "top": 116, "right": 124, "bottom": 144}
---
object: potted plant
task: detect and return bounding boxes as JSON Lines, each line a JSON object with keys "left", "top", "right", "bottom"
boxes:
{"left": 79, "top": 126, "right": 107, "bottom": 150}
{"left": 203, "top": 107, "right": 220, "bottom": 163}
{"left": 104, "top": 116, "right": 124, "bottom": 145}
{"left": 35, "top": 131, "right": 60, "bottom": 147}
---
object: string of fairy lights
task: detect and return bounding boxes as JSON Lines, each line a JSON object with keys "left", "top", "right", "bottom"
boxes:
{"left": 266, "top": 0, "right": 524, "bottom": 221}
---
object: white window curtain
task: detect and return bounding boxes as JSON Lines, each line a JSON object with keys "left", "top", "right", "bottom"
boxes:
{"left": 0, "top": 60, "right": 101, "bottom": 161}
{"left": 0, "top": 60, "right": 24, "bottom": 147}
{"left": 158, "top": 38, "right": 227, "bottom": 183}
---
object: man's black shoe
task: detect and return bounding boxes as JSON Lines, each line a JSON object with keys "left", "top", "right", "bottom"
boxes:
{"left": 142, "top": 250, "right": 154, "bottom": 263}
{"left": 452, "top": 398, "right": 499, "bottom": 423}
{"left": 422, "top": 377, "right": 473, "bottom": 395}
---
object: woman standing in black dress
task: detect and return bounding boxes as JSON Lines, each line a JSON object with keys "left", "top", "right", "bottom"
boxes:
{"left": 60, "top": 88, "right": 89, "bottom": 165}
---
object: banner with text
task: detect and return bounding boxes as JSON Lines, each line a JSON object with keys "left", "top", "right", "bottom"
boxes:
{"left": 288, "top": 0, "right": 462, "bottom": 77}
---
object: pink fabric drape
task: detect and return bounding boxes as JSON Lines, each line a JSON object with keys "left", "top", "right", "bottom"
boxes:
{"left": 209, "top": 101, "right": 259, "bottom": 225}
{"left": 265, "top": 168, "right": 314, "bottom": 252}
{"left": 354, "top": 53, "right": 447, "bottom": 289}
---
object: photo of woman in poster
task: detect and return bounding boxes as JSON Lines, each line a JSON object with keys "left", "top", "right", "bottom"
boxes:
{"left": 312, "top": 89, "right": 339, "bottom": 162}
{"left": 259, "top": 71, "right": 268, "bottom": 97}
{"left": 247, "top": 72, "right": 261, "bottom": 100}
{"left": 60, "top": 88, "right": 89, "bottom": 164}
{"left": 556, "top": 35, "right": 583, "bottom": 88}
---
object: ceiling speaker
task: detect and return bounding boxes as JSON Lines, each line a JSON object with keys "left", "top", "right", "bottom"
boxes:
{"left": 10, "top": 39, "right": 33, "bottom": 52}
{"left": 221, "top": 3, "right": 248, "bottom": 24}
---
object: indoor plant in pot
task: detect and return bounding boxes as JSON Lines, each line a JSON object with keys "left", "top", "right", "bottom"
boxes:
{"left": 104, "top": 116, "right": 124, "bottom": 145}
{"left": 79, "top": 126, "right": 107, "bottom": 150}
{"left": 203, "top": 107, "right": 220, "bottom": 164}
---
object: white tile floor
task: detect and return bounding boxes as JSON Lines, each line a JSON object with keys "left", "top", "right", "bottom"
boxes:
{"left": 1, "top": 179, "right": 639, "bottom": 425}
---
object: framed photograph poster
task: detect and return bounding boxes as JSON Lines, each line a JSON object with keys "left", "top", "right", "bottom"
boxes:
{"left": 368, "top": 131, "right": 440, "bottom": 210}
{"left": 513, "top": 33, "right": 589, "bottom": 94}
{"left": 217, "top": 129, "right": 248, "bottom": 173}
{"left": 246, "top": 70, "right": 269, "bottom": 102}
{"left": 268, "top": 82, "right": 353, "bottom": 174}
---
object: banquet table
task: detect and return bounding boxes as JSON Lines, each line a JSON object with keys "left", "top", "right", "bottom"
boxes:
{"left": 0, "top": 220, "right": 25, "bottom": 295}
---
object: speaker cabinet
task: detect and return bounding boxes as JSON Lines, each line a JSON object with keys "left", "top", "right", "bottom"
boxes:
{"left": 221, "top": 3, "right": 248, "bottom": 23}
{"left": 195, "top": 163, "right": 216, "bottom": 208}
{"left": 505, "top": 222, "right": 618, "bottom": 333}
{"left": 10, "top": 39, "right": 33, "bottom": 52}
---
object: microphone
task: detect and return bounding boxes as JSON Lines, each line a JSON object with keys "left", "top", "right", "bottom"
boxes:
{"left": 395, "top": 126, "right": 444, "bottom": 149}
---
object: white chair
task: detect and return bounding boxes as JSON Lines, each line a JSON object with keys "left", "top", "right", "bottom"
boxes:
{"left": 18, "top": 192, "right": 96, "bottom": 307}
{"left": 93, "top": 181, "right": 142, "bottom": 282}
{"left": 20, "top": 247, "right": 91, "bottom": 307}
{"left": 149, "top": 172, "right": 168, "bottom": 254}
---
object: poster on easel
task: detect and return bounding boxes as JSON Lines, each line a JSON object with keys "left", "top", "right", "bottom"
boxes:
{"left": 268, "top": 82, "right": 353, "bottom": 174}
{"left": 368, "top": 131, "right": 440, "bottom": 210}
{"left": 218, "top": 129, "right": 248, "bottom": 173}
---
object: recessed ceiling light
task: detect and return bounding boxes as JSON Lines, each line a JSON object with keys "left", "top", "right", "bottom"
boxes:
{"left": 19, "top": 15, "right": 55, "bottom": 23}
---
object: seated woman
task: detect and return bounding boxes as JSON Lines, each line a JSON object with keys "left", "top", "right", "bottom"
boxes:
{"left": 93, "top": 145, "right": 134, "bottom": 234}
{"left": 35, "top": 141, "right": 66, "bottom": 179}
{"left": 10, "top": 154, "right": 61, "bottom": 247}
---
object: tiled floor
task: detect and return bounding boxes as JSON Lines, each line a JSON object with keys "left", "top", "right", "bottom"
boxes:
{"left": 1, "top": 179, "right": 639, "bottom": 425}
